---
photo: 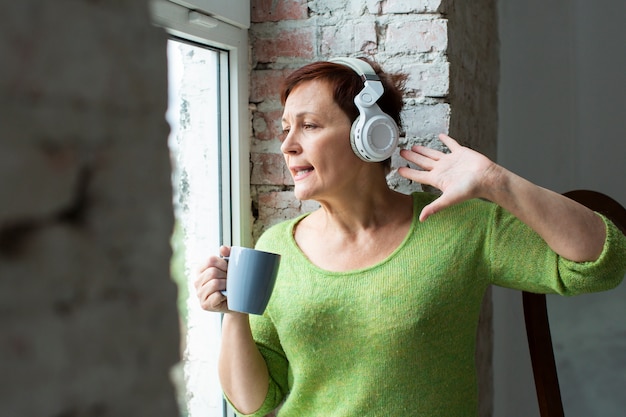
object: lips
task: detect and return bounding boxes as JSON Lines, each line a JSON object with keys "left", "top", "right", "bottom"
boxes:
{"left": 291, "top": 166, "right": 314, "bottom": 180}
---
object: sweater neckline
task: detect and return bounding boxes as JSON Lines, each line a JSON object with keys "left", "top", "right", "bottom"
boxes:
{"left": 285, "top": 193, "right": 421, "bottom": 275}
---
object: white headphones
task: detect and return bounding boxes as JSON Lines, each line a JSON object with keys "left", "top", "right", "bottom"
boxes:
{"left": 330, "top": 57, "right": 400, "bottom": 162}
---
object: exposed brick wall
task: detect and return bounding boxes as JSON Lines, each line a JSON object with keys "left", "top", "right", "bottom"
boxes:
{"left": 249, "top": 1, "right": 498, "bottom": 415}
{"left": 0, "top": 0, "right": 498, "bottom": 415}
{"left": 0, "top": 1, "right": 180, "bottom": 416}
{"left": 249, "top": 0, "right": 456, "bottom": 239}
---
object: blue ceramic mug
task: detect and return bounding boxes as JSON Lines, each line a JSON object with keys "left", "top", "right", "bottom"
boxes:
{"left": 222, "top": 246, "right": 281, "bottom": 315}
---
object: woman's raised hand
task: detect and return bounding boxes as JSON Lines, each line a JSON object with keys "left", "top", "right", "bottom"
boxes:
{"left": 398, "top": 133, "right": 499, "bottom": 222}
{"left": 194, "top": 245, "right": 231, "bottom": 313}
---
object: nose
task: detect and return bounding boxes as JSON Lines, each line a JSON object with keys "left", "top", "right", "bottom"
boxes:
{"left": 280, "top": 128, "right": 301, "bottom": 155}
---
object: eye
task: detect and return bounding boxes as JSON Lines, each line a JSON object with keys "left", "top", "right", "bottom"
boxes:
{"left": 303, "top": 123, "right": 317, "bottom": 130}
{"left": 279, "top": 127, "right": 290, "bottom": 142}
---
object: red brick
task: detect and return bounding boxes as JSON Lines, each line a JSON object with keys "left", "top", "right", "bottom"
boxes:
{"left": 251, "top": 0, "right": 308, "bottom": 23}
{"left": 252, "top": 108, "right": 284, "bottom": 141}
{"left": 257, "top": 191, "right": 318, "bottom": 227}
{"left": 253, "top": 26, "right": 315, "bottom": 64}
{"left": 251, "top": 152, "right": 292, "bottom": 185}
{"left": 250, "top": 69, "right": 291, "bottom": 103}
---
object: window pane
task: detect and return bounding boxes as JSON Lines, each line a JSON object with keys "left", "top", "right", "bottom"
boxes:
{"left": 167, "top": 38, "right": 228, "bottom": 417}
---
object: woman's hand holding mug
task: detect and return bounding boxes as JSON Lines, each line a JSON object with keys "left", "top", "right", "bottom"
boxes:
{"left": 195, "top": 245, "right": 231, "bottom": 313}
{"left": 195, "top": 245, "right": 281, "bottom": 315}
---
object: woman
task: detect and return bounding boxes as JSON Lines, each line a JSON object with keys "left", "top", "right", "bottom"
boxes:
{"left": 195, "top": 58, "right": 626, "bottom": 416}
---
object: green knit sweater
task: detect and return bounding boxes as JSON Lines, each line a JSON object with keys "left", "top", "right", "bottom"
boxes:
{"left": 232, "top": 193, "right": 626, "bottom": 417}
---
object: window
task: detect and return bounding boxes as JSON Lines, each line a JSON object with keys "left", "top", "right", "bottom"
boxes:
{"left": 151, "top": 1, "right": 250, "bottom": 416}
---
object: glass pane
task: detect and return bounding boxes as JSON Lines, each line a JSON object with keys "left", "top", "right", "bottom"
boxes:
{"left": 167, "top": 38, "right": 227, "bottom": 417}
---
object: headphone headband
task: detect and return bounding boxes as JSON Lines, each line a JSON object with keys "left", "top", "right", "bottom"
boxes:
{"left": 328, "top": 57, "right": 399, "bottom": 163}
{"left": 329, "top": 57, "right": 380, "bottom": 81}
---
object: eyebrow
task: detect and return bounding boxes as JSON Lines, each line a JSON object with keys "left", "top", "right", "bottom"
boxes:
{"left": 281, "top": 111, "right": 318, "bottom": 123}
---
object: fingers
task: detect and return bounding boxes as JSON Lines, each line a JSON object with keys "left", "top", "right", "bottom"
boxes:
{"left": 397, "top": 165, "right": 430, "bottom": 185}
{"left": 194, "top": 245, "right": 231, "bottom": 312}
{"left": 419, "top": 189, "right": 469, "bottom": 222}
{"left": 196, "top": 245, "right": 231, "bottom": 275}
{"left": 399, "top": 150, "right": 437, "bottom": 177}
{"left": 399, "top": 133, "right": 472, "bottom": 222}
{"left": 438, "top": 133, "right": 461, "bottom": 150}
{"left": 219, "top": 245, "right": 231, "bottom": 258}
{"left": 415, "top": 143, "right": 445, "bottom": 160}
{"left": 397, "top": 144, "right": 442, "bottom": 185}
{"left": 195, "top": 257, "right": 228, "bottom": 287}
{"left": 197, "top": 278, "right": 228, "bottom": 311}
{"left": 419, "top": 199, "right": 447, "bottom": 222}
{"left": 419, "top": 204, "right": 435, "bottom": 223}
{"left": 399, "top": 133, "right": 459, "bottom": 172}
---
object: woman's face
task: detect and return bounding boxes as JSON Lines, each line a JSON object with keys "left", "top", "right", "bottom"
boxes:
{"left": 280, "top": 79, "right": 364, "bottom": 202}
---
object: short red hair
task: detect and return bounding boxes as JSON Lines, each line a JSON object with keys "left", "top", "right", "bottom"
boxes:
{"left": 280, "top": 58, "right": 407, "bottom": 129}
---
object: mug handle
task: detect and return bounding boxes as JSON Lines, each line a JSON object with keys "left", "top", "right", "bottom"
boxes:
{"left": 220, "top": 255, "right": 229, "bottom": 296}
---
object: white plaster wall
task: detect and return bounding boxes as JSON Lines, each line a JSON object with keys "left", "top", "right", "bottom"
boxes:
{"left": 495, "top": 0, "right": 626, "bottom": 415}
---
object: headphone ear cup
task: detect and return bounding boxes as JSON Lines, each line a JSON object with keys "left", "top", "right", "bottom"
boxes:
{"left": 349, "top": 116, "right": 366, "bottom": 160}
{"left": 350, "top": 109, "right": 399, "bottom": 162}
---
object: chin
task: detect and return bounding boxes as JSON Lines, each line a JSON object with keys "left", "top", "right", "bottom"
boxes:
{"left": 293, "top": 186, "right": 316, "bottom": 202}
{"left": 293, "top": 190, "right": 311, "bottom": 201}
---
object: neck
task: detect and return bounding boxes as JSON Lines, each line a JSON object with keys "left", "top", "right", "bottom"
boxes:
{"left": 314, "top": 183, "right": 412, "bottom": 235}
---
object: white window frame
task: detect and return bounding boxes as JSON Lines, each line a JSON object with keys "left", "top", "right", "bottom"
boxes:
{"left": 151, "top": 1, "right": 250, "bottom": 417}
{"left": 151, "top": 0, "right": 251, "bottom": 249}
{"left": 160, "top": 0, "right": 250, "bottom": 29}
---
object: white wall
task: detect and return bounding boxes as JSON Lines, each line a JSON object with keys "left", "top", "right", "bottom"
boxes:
{"left": 495, "top": 0, "right": 626, "bottom": 416}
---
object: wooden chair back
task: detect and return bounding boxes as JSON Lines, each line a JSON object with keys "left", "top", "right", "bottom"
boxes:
{"left": 522, "top": 190, "right": 626, "bottom": 417}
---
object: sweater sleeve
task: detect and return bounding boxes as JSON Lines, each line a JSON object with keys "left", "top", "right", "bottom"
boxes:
{"left": 222, "top": 314, "right": 288, "bottom": 417}
{"left": 224, "top": 222, "right": 294, "bottom": 417}
{"left": 488, "top": 205, "right": 626, "bottom": 295}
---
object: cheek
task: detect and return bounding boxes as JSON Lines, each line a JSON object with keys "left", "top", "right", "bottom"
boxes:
{"left": 322, "top": 147, "right": 360, "bottom": 175}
